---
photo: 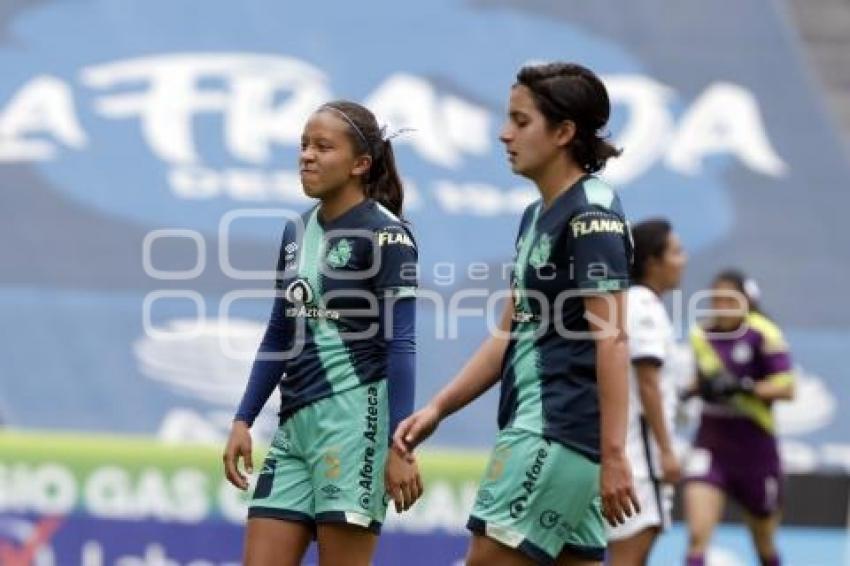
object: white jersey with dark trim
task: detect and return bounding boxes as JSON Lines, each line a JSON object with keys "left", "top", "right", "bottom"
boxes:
{"left": 624, "top": 284, "right": 678, "bottom": 479}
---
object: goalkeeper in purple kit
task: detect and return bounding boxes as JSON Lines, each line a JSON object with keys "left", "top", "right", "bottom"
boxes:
{"left": 683, "top": 270, "right": 795, "bottom": 566}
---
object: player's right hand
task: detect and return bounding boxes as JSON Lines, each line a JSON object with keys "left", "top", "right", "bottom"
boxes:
{"left": 600, "top": 450, "right": 640, "bottom": 527}
{"left": 392, "top": 403, "right": 441, "bottom": 458}
{"left": 697, "top": 372, "right": 740, "bottom": 402}
{"left": 223, "top": 420, "right": 253, "bottom": 490}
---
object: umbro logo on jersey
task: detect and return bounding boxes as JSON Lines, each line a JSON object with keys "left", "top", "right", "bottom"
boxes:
{"left": 284, "top": 242, "right": 299, "bottom": 268}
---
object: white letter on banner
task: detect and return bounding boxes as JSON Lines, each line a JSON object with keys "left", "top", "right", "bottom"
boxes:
{"left": 0, "top": 76, "right": 87, "bottom": 161}
{"left": 666, "top": 82, "right": 787, "bottom": 177}
{"left": 32, "top": 464, "right": 77, "bottom": 515}
{"left": 85, "top": 467, "right": 134, "bottom": 519}
{"left": 225, "top": 59, "right": 329, "bottom": 163}
{"left": 602, "top": 75, "right": 674, "bottom": 186}
{"left": 366, "top": 73, "right": 490, "bottom": 168}
{"left": 82, "top": 54, "right": 330, "bottom": 165}
{"left": 171, "top": 469, "right": 210, "bottom": 522}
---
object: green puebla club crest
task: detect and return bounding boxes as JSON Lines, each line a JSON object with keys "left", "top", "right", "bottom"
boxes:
{"left": 326, "top": 238, "right": 353, "bottom": 268}
{"left": 528, "top": 233, "right": 552, "bottom": 268}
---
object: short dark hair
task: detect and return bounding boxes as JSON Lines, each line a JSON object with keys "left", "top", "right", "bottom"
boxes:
{"left": 630, "top": 218, "right": 672, "bottom": 282}
{"left": 516, "top": 62, "right": 621, "bottom": 173}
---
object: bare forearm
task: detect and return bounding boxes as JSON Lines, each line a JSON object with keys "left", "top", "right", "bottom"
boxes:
{"left": 598, "top": 337, "right": 630, "bottom": 457}
{"left": 637, "top": 371, "right": 674, "bottom": 453}
{"left": 754, "top": 377, "right": 795, "bottom": 401}
{"left": 432, "top": 335, "right": 505, "bottom": 418}
{"left": 432, "top": 300, "right": 513, "bottom": 418}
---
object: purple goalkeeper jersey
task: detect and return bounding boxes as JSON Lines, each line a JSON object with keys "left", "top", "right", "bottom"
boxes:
{"left": 687, "top": 312, "right": 794, "bottom": 515}
{"left": 692, "top": 311, "right": 792, "bottom": 436}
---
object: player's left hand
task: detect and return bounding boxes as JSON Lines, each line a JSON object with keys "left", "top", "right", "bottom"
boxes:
{"left": 600, "top": 450, "right": 640, "bottom": 527}
{"left": 385, "top": 447, "right": 424, "bottom": 513}
{"left": 660, "top": 448, "right": 682, "bottom": 484}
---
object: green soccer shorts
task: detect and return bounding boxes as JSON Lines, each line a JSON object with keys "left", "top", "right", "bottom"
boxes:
{"left": 248, "top": 381, "right": 389, "bottom": 533}
{"left": 467, "top": 427, "right": 606, "bottom": 564}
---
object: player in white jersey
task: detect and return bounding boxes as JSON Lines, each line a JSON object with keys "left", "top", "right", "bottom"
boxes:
{"left": 607, "top": 218, "right": 687, "bottom": 565}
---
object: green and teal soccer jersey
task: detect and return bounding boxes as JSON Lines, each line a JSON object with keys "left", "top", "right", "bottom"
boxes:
{"left": 272, "top": 198, "right": 418, "bottom": 423}
{"left": 245, "top": 198, "right": 416, "bottom": 530}
{"left": 498, "top": 175, "right": 632, "bottom": 463}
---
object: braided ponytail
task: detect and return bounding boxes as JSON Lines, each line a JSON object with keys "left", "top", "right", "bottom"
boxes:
{"left": 516, "top": 62, "right": 621, "bottom": 172}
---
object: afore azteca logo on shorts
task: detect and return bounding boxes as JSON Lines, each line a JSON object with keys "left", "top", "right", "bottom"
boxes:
{"left": 508, "top": 445, "right": 548, "bottom": 519}
{"left": 358, "top": 385, "right": 380, "bottom": 510}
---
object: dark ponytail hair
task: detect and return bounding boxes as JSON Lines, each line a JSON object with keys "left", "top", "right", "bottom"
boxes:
{"left": 713, "top": 268, "right": 763, "bottom": 314}
{"left": 631, "top": 218, "right": 672, "bottom": 282}
{"left": 319, "top": 100, "right": 404, "bottom": 218}
{"left": 516, "top": 62, "right": 621, "bottom": 173}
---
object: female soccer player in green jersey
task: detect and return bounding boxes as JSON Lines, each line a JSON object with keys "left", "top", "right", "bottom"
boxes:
{"left": 224, "top": 100, "right": 422, "bottom": 566}
{"left": 395, "top": 63, "right": 638, "bottom": 565}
